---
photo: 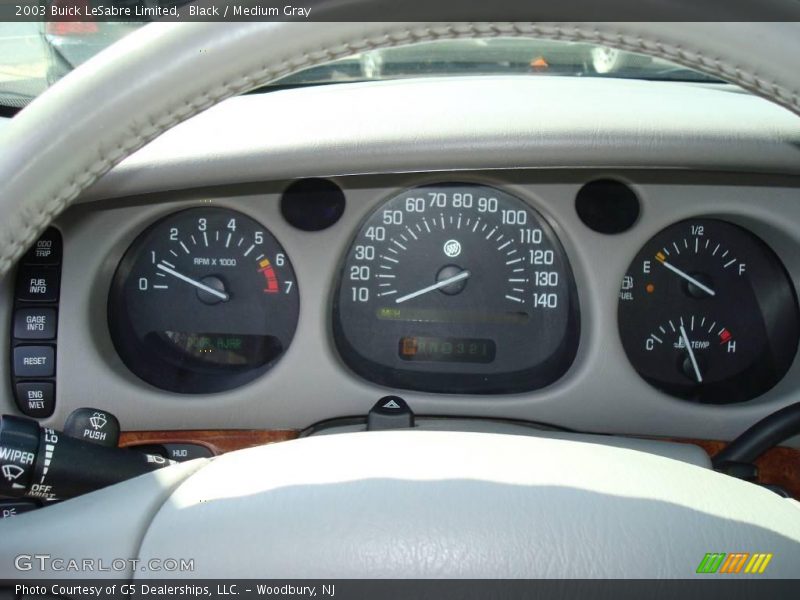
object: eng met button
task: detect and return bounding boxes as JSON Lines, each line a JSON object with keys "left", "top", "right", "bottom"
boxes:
{"left": 14, "top": 382, "right": 55, "bottom": 418}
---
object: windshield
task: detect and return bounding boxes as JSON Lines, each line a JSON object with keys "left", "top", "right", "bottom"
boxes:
{"left": 0, "top": 23, "right": 723, "bottom": 109}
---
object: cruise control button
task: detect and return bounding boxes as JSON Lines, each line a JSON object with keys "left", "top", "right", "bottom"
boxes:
{"left": 13, "top": 308, "right": 57, "bottom": 340}
{"left": 22, "top": 228, "right": 62, "bottom": 266}
{"left": 13, "top": 346, "right": 55, "bottom": 377}
{"left": 64, "top": 408, "right": 120, "bottom": 447}
{"left": 14, "top": 382, "right": 55, "bottom": 418}
{"left": 0, "top": 500, "right": 38, "bottom": 519}
{"left": 16, "top": 266, "right": 60, "bottom": 302}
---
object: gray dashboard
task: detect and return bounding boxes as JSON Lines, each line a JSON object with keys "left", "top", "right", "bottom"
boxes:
{"left": 3, "top": 76, "right": 800, "bottom": 443}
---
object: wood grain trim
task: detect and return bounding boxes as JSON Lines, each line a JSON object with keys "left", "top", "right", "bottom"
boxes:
{"left": 119, "top": 429, "right": 799, "bottom": 500}
{"left": 669, "top": 438, "right": 800, "bottom": 500}
{"left": 119, "top": 430, "right": 298, "bottom": 455}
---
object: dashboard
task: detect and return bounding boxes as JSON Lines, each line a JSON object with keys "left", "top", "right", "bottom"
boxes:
{"left": 2, "top": 76, "right": 800, "bottom": 443}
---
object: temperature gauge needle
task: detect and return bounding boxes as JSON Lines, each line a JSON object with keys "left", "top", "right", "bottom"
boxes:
{"left": 156, "top": 263, "right": 229, "bottom": 301}
{"left": 656, "top": 256, "right": 715, "bottom": 296}
{"left": 679, "top": 325, "right": 703, "bottom": 383}
{"left": 395, "top": 270, "right": 471, "bottom": 304}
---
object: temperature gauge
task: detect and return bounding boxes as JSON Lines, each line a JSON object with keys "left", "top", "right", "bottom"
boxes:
{"left": 618, "top": 218, "right": 799, "bottom": 403}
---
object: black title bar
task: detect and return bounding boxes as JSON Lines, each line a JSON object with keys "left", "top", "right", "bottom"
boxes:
{"left": 2, "top": 0, "right": 800, "bottom": 22}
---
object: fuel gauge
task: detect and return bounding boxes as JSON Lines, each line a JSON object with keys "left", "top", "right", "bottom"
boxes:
{"left": 618, "top": 219, "right": 799, "bottom": 403}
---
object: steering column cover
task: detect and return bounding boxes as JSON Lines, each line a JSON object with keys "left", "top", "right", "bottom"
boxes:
{"left": 1, "top": 432, "right": 799, "bottom": 578}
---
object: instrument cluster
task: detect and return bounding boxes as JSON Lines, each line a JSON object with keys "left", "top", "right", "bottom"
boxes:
{"left": 98, "top": 179, "right": 799, "bottom": 404}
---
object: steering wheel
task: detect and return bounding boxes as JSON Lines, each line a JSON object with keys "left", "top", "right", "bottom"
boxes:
{"left": 1, "top": 18, "right": 800, "bottom": 578}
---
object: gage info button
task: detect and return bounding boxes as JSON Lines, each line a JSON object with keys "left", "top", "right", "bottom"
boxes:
{"left": 13, "top": 346, "right": 55, "bottom": 378}
{"left": 13, "top": 307, "right": 57, "bottom": 340}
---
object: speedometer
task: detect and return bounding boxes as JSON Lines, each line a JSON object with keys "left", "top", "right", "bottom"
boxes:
{"left": 333, "top": 183, "right": 580, "bottom": 393}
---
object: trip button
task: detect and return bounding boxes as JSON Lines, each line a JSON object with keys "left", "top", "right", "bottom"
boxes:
{"left": 16, "top": 266, "right": 60, "bottom": 303}
{"left": 14, "top": 382, "right": 55, "bottom": 418}
{"left": 21, "top": 228, "right": 62, "bottom": 266}
{"left": 13, "top": 346, "right": 55, "bottom": 377}
{"left": 13, "top": 307, "right": 57, "bottom": 340}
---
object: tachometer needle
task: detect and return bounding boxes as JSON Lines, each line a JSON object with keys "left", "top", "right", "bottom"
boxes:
{"left": 395, "top": 270, "right": 471, "bottom": 304}
{"left": 679, "top": 325, "right": 703, "bottom": 383}
{"left": 656, "top": 257, "right": 715, "bottom": 296}
{"left": 156, "top": 263, "right": 229, "bottom": 301}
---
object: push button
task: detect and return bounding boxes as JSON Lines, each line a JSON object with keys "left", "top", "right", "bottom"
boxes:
{"left": 21, "top": 228, "right": 62, "bottom": 266}
{"left": 64, "top": 408, "right": 120, "bottom": 447}
{"left": 14, "top": 382, "right": 55, "bottom": 418}
{"left": 16, "top": 266, "right": 60, "bottom": 302}
{"left": 13, "top": 307, "right": 57, "bottom": 340}
{"left": 13, "top": 346, "right": 55, "bottom": 377}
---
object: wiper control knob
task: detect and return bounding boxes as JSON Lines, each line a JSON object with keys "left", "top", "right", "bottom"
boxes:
{"left": 0, "top": 414, "right": 173, "bottom": 501}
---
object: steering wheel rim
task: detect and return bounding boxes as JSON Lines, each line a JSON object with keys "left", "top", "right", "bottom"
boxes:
{"left": 1, "top": 18, "right": 800, "bottom": 578}
{"left": 1, "top": 21, "right": 800, "bottom": 276}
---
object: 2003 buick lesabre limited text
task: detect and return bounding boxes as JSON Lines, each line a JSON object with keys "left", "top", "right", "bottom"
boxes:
{"left": 14, "top": 554, "right": 194, "bottom": 572}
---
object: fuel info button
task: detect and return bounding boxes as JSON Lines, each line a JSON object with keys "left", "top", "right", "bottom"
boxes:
{"left": 13, "top": 308, "right": 57, "bottom": 340}
{"left": 16, "top": 266, "right": 60, "bottom": 302}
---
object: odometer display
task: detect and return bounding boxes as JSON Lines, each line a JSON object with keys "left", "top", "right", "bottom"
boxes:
{"left": 109, "top": 207, "right": 299, "bottom": 394}
{"left": 333, "top": 183, "right": 580, "bottom": 393}
{"left": 399, "top": 336, "right": 496, "bottom": 364}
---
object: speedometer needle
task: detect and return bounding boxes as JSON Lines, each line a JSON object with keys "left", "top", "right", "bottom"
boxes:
{"left": 156, "top": 263, "right": 229, "bottom": 301}
{"left": 395, "top": 270, "right": 471, "bottom": 304}
{"left": 656, "top": 257, "right": 715, "bottom": 296}
{"left": 679, "top": 325, "right": 703, "bottom": 383}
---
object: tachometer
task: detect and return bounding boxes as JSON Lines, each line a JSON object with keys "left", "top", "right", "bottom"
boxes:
{"left": 109, "top": 207, "right": 299, "bottom": 393}
{"left": 333, "top": 183, "right": 580, "bottom": 393}
{"left": 618, "top": 218, "right": 799, "bottom": 403}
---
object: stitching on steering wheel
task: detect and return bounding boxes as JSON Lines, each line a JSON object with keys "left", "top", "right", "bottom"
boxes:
{"left": 2, "top": 22, "right": 797, "bottom": 275}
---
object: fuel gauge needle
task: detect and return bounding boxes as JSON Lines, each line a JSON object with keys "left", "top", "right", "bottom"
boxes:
{"left": 156, "top": 263, "right": 229, "bottom": 301}
{"left": 679, "top": 325, "right": 703, "bottom": 383}
{"left": 656, "top": 255, "right": 716, "bottom": 296}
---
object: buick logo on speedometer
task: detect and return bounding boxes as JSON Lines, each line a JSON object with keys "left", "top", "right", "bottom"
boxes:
{"left": 443, "top": 239, "right": 462, "bottom": 258}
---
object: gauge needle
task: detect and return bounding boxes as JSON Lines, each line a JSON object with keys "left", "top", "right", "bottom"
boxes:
{"left": 156, "top": 263, "right": 229, "bottom": 301}
{"left": 679, "top": 325, "right": 703, "bottom": 383}
{"left": 395, "top": 270, "right": 471, "bottom": 304}
{"left": 656, "top": 257, "right": 715, "bottom": 296}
